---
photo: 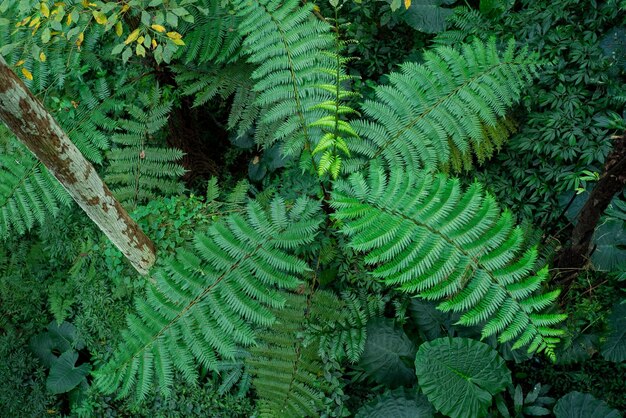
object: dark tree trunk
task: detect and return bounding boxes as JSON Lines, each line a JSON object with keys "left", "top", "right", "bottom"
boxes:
{"left": 0, "top": 55, "right": 156, "bottom": 275}
{"left": 555, "top": 132, "right": 626, "bottom": 281}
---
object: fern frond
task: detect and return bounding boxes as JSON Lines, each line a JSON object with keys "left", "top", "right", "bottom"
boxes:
{"left": 331, "top": 161, "right": 565, "bottom": 359}
{"left": 248, "top": 292, "right": 327, "bottom": 418}
{"left": 0, "top": 136, "right": 70, "bottom": 239}
{"left": 305, "top": 290, "right": 385, "bottom": 363}
{"left": 174, "top": 62, "right": 256, "bottom": 108}
{"left": 347, "top": 37, "right": 541, "bottom": 173}
{"left": 178, "top": 0, "right": 244, "bottom": 65}
{"left": 231, "top": 0, "right": 336, "bottom": 164}
{"left": 103, "top": 84, "right": 185, "bottom": 208}
{"left": 93, "top": 196, "right": 322, "bottom": 402}
{"left": 55, "top": 77, "right": 129, "bottom": 164}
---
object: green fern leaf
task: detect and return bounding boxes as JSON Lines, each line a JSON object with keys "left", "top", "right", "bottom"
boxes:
{"left": 347, "top": 37, "right": 541, "bottom": 173}
{"left": 103, "top": 84, "right": 185, "bottom": 208}
{"left": 0, "top": 136, "right": 70, "bottom": 239}
{"left": 93, "top": 196, "right": 322, "bottom": 402}
{"left": 332, "top": 161, "right": 566, "bottom": 357}
{"left": 231, "top": 0, "right": 337, "bottom": 164}
{"left": 248, "top": 292, "right": 327, "bottom": 418}
{"left": 305, "top": 290, "right": 385, "bottom": 363}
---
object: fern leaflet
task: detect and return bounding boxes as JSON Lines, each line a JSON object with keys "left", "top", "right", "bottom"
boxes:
{"left": 231, "top": 0, "right": 335, "bottom": 165}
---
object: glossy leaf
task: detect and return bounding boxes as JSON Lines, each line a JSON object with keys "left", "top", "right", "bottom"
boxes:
{"left": 359, "top": 318, "right": 416, "bottom": 387}
{"left": 553, "top": 392, "right": 621, "bottom": 418}
{"left": 415, "top": 337, "right": 511, "bottom": 418}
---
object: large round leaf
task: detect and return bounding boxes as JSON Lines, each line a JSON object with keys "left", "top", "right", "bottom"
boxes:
{"left": 601, "top": 302, "right": 626, "bottom": 362}
{"left": 355, "top": 387, "right": 434, "bottom": 418}
{"left": 415, "top": 337, "right": 511, "bottom": 418}
{"left": 554, "top": 392, "right": 621, "bottom": 418}
{"left": 591, "top": 218, "right": 626, "bottom": 271}
{"left": 47, "top": 351, "right": 91, "bottom": 394}
{"left": 359, "top": 318, "right": 416, "bottom": 387}
{"left": 29, "top": 321, "right": 82, "bottom": 368}
{"left": 408, "top": 299, "right": 457, "bottom": 341}
{"left": 402, "top": 0, "right": 455, "bottom": 34}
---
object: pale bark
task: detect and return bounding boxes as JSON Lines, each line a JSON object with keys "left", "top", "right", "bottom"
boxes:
{"left": 0, "top": 55, "right": 155, "bottom": 274}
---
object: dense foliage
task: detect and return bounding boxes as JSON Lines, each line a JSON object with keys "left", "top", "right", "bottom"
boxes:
{"left": 0, "top": 0, "right": 624, "bottom": 417}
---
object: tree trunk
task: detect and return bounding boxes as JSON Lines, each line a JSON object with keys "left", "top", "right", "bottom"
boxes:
{"left": 0, "top": 55, "right": 156, "bottom": 275}
{"left": 555, "top": 132, "right": 626, "bottom": 279}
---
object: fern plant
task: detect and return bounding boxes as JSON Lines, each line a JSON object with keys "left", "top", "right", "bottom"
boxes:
{"left": 305, "top": 290, "right": 386, "bottom": 362}
{"left": 88, "top": 6, "right": 563, "bottom": 408}
{"left": 332, "top": 161, "right": 566, "bottom": 357}
{"left": 347, "top": 37, "right": 538, "bottom": 173}
{"left": 230, "top": 0, "right": 336, "bottom": 160}
{"left": 0, "top": 0, "right": 573, "bottom": 415}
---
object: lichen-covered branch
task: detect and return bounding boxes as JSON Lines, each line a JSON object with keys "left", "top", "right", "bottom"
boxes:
{"left": 0, "top": 55, "right": 155, "bottom": 274}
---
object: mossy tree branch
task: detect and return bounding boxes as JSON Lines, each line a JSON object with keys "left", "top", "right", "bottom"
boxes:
{"left": 0, "top": 55, "right": 155, "bottom": 274}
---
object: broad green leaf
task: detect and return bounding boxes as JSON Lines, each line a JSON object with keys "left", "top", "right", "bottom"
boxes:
{"left": 402, "top": 0, "right": 455, "bottom": 34}
{"left": 555, "top": 333, "right": 599, "bottom": 365}
{"left": 554, "top": 392, "right": 621, "bottom": 418}
{"left": 355, "top": 387, "right": 434, "bottom": 418}
{"left": 600, "top": 27, "right": 626, "bottom": 72}
{"left": 408, "top": 298, "right": 457, "bottom": 341}
{"left": 359, "top": 318, "right": 416, "bottom": 387}
{"left": 479, "top": 0, "right": 514, "bottom": 17}
{"left": 30, "top": 321, "right": 83, "bottom": 368}
{"left": 415, "top": 337, "right": 511, "bottom": 418}
{"left": 601, "top": 302, "right": 626, "bottom": 362}
{"left": 591, "top": 218, "right": 626, "bottom": 271}
{"left": 47, "top": 351, "right": 91, "bottom": 394}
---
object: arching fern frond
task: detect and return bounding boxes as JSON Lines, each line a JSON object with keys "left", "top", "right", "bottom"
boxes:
{"left": 0, "top": 135, "right": 70, "bottom": 239}
{"left": 104, "top": 84, "right": 185, "bottom": 208}
{"left": 305, "top": 290, "right": 385, "bottom": 363}
{"left": 248, "top": 292, "right": 327, "bottom": 418}
{"left": 173, "top": 62, "right": 256, "bottom": 115}
{"left": 93, "top": 196, "right": 322, "bottom": 402}
{"left": 309, "top": 19, "right": 361, "bottom": 179}
{"left": 231, "top": 0, "right": 335, "bottom": 162}
{"left": 54, "top": 76, "right": 129, "bottom": 165}
{"left": 331, "top": 160, "right": 566, "bottom": 359}
{"left": 178, "top": 0, "right": 244, "bottom": 65}
{"left": 346, "top": 37, "right": 541, "bottom": 173}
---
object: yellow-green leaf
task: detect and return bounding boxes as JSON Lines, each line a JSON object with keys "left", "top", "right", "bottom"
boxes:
{"left": 136, "top": 43, "right": 146, "bottom": 57}
{"left": 151, "top": 24, "right": 166, "bottom": 33}
{"left": 41, "top": 2, "right": 50, "bottom": 18}
{"left": 124, "top": 28, "right": 140, "bottom": 44}
{"left": 115, "top": 21, "right": 123, "bottom": 37}
{"left": 21, "top": 67, "right": 33, "bottom": 80}
{"left": 92, "top": 10, "right": 107, "bottom": 25}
